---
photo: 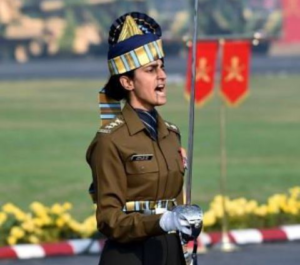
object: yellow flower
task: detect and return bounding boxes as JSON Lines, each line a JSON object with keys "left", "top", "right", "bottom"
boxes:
{"left": 231, "top": 205, "right": 245, "bottom": 217}
{"left": 32, "top": 218, "right": 44, "bottom": 227}
{"left": 7, "top": 236, "right": 17, "bottom": 246}
{"left": 235, "top": 198, "right": 248, "bottom": 206}
{"left": 10, "top": 227, "right": 25, "bottom": 239}
{"left": 21, "top": 220, "right": 35, "bottom": 232}
{"left": 213, "top": 195, "right": 224, "bottom": 203}
{"left": 14, "top": 210, "right": 26, "bottom": 221}
{"left": 69, "top": 220, "right": 82, "bottom": 232}
{"left": 61, "top": 213, "right": 71, "bottom": 223}
{"left": 211, "top": 204, "right": 224, "bottom": 218}
{"left": 267, "top": 197, "right": 281, "bottom": 214}
{"left": 203, "top": 210, "right": 216, "bottom": 227}
{"left": 289, "top": 187, "right": 300, "bottom": 199}
{"left": 209, "top": 196, "right": 232, "bottom": 218}
{"left": 30, "top": 202, "right": 48, "bottom": 216}
{"left": 51, "top": 203, "right": 64, "bottom": 215}
{"left": 32, "top": 228, "right": 43, "bottom": 236}
{"left": 2, "top": 204, "right": 26, "bottom": 221}
{"left": 56, "top": 218, "right": 65, "bottom": 228}
{"left": 80, "top": 216, "right": 97, "bottom": 236}
{"left": 0, "top": 212, "right": 7, "bottom": 226}
{"left": 40, "top": 215, "right": 52, "bottom": 226}
{"left": 83, "top": 215, "right": 96, "bottom": 226}
{"left": 62, "top": 202, "right": 72, "bottom": 211}
{"left": 285, "top": 198, "right": 299, "bottom": 215}
{"left": 267, "top": 204, "right": 279, "bottom": 214}
{"left": 245, "top": 200, "right": 258, "bottom": 213}
{"left": 30, "top": 203, "right": 52, "bottom": 225}
{"left": 28, "top": 235, "right": 40, "bottom": 244}
{"left": 2, "top": 203, "right": 17, "bottom": 213}
{"left": 3, "top": 188, "right": 299, "bottom": 244}
{"left": 255, "top": 205, "right": 268, "bottom": 217}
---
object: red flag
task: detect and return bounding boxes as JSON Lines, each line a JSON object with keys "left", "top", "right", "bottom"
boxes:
{"left": 220, "top": 41, "right": 251, "bottom": 106}
{"left": 281, "top": 0, "right": 300, "bottom": 43}
{"left": 185, "top": 42, "right": 218, "bottom": 107}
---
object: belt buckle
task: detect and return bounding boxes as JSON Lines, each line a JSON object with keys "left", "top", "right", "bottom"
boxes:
{"left": 155, "top": 208, "right": 167, "bottom": 215}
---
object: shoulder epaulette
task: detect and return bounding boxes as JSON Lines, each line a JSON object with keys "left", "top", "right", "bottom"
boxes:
{"left": 164, "top": 121, "right": 180, "bottom": 135}
{"left": 98, "top": 117, "right": 125, "bottom": 134}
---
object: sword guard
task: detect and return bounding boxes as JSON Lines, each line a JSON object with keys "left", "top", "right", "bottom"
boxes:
{"left": 173, "top": 204, "right": 203, "bottom": 243}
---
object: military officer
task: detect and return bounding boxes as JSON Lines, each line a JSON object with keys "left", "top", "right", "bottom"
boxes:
{"left": 86, "top": 12, "right": 192, "bottom": 265}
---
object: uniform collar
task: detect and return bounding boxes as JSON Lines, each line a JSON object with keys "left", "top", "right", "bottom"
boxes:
{"left": 122, "top": 103, "right": 169, "bottom": 139}
{"left": 157, "top": 112, "right": 169, "bottom": 140}
{"left": 122, "top": 103, "right": 145, "bottom": 135}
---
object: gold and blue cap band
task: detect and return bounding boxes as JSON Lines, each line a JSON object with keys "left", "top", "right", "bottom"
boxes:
{"left": 107, "top": 13, "right": 164, "bottom": 76}
{"left": 108, "top": 38, "right": 164, "bottom": 75}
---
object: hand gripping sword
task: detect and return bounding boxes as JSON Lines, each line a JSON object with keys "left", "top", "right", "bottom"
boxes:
{"left": 173, "top": 1, "right": 203, "bottom": 264}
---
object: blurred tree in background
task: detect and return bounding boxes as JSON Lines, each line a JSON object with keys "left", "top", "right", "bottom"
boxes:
{"left": 0, "top": 0, "right": 282, "bottom": 62}
{"left": 194, "top": 0, "right": 281, "bottom": 38}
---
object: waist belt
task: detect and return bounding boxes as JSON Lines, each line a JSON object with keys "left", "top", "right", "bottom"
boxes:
{"left": 123, "top": 199, "right": 177, "bottom": 215}
{"left": 123, "top": 199, "right": 192, "bottom": 264}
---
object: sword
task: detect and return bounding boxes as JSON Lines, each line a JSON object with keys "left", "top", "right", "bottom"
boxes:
{"left": 174, "top": 1, "right": 204, "bottom": 264}
{"left": 186, "top": 0, "right": 199, "bottom": 206}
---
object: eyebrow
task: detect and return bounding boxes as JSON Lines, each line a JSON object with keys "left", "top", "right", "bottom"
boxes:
{"left": 144, "top": 62, "right": 164, "bottom": 68}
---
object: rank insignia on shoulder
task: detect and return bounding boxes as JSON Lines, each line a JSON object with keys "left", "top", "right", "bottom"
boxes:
{"left": 165, "top": 121, "right": 180, "bottom": 134}
{"left": 98, "top": 128, "right": 111, "bottom": 133}
{"left": 130, "top": 154, "right": 153, "bottom": 161}
{"left": 98, "top": 117, "right": 124, "bottom": 133}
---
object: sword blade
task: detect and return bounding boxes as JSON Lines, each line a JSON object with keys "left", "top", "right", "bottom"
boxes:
{"left": 186, "top": 0, "right": 199, "bottom": 205}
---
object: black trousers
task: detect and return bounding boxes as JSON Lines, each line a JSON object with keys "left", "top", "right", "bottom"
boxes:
{"left": 99, "top": 233, "right": 186, "bottom": 265}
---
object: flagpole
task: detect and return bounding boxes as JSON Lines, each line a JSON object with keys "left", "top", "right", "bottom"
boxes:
{"left": 214, "top": 39, "right": 238, "bottom": 252}
{"left": 186, "top": 0, "right": 199, "bottom": 206}
{"left": 218, "top": 94, "right": 238, "bottom": 252}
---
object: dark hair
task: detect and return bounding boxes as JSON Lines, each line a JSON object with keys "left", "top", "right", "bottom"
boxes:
{"left": 104, "top": 70, "right": 135, "bottom": 101}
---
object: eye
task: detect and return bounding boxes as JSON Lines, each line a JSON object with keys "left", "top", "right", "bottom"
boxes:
{"left": 146, "top": 67, "right": 155, "bottom": 73}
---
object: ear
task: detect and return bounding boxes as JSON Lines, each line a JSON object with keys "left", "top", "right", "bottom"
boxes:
{"left": 119, "top": 75, "right": 134, "bottom": 91}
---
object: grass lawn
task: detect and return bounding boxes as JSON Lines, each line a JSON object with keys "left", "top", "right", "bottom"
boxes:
{"left": 0, "top": 75, "right": 299, "bottom": 220}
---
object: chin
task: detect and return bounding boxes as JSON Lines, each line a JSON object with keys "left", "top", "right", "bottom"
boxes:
{"left": 155, "top": 98, "right": 167, "bottom": 107}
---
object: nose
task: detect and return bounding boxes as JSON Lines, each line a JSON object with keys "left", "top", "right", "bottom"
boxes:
{"left": 158, "top": 67, "right": 167, "bottom": 80}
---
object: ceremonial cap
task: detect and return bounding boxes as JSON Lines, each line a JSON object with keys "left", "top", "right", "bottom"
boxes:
{"left": 107, "top": 12, "right": 164, "bottom": 75}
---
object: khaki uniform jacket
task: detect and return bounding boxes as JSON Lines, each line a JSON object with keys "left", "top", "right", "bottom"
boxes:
{"left": 86, "top": 103, "right": 184, "bottom": 243}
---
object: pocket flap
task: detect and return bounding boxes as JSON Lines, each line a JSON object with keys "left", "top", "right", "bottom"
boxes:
{"left": 125, "top": 160, "right": 159, "bottom": 174}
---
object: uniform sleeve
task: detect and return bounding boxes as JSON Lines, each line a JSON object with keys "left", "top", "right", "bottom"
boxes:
{"left": 176, "top": 189, "right": 184, "bottom": 206}
{"left": 88, "top": 134, "right": 165, "bottom": 243}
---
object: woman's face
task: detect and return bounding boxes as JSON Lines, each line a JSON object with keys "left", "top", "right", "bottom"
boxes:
{"left": 123, "top": 59, "right": 167, "bottom": 110}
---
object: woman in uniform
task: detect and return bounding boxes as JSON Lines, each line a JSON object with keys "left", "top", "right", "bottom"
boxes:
{"left": 86, "top": 12, "right": 196, "bottom": 265}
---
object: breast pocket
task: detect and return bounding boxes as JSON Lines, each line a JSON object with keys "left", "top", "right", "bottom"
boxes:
{"left": 125, "top": 159, "right": 159, "bottom": 175}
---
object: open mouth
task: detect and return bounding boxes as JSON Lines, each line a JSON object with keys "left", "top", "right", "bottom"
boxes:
{"left": 155, "top": 84, "right": 165, "bottom": 93}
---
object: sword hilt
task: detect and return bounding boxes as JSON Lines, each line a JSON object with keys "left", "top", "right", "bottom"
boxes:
{"left": 173, "top": 204, "right": 203, "bottom": 242}
{"left": 174, "top": 204, "right": 203, "bottom": 265}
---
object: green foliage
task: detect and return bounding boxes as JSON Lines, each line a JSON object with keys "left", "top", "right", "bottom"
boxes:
{"left": 194, "top": 0, "right": 282, "bottom": 37}
{"left": 64, "top": 0, "right": 88, "bottom": 6}
{"left": 59, "top": 9, "right": 77, "bottom": 53}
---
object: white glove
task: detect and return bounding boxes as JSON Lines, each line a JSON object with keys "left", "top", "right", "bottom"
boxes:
{"left": 159, "top": 210, "right": 192, "bottom": 235}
